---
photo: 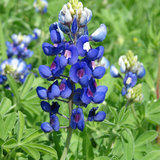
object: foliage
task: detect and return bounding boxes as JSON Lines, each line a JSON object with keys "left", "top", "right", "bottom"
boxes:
{"left": 0, "top": 0, "right": 160, "bottom": 159}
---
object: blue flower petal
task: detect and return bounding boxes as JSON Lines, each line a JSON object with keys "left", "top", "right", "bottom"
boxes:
{"left": 137, "top": 65, "right": 146, "bottom": 78}
{"left": 93, "top": 92, "right": 105, "bottom": 104}
{"left": 93, "top": 66, "right": 105, "bottom": 79}
{"left": 96, "top": 86, "right": 108, "bottom": 94}
{"left": 67, "top": 45, "right": 78, "bottom": 65}
{"left": 77, "top": 119, "right": 85, "bottom": 131}
{"left": 90, "top": 24, "right": 107, "bottom": 42}
{"left": 71, "top": 17, "right": 78, "bottom": 34}
{"left": 51, "top": 115, "right": 60, "bottom": 132}
{"left": 110, "top": 65, "right": 120, "bottom": 78}
{"left": 79, "top": 75, "right": 89, "bottom": 87}
{"left": 69, "top": 62, "right": 80, "bottom": 83}
{"left": 41, "top": 122, "right": 53, "bottom": 133}
{"left": 41, "top": 101, "right": 51, "bottom": 112}
{"left": 39, "top": 65, "right": 52, "bottom": 79}
{"left": 76, "top": 35, "right": 89, "bottom": 57}
{"left": 121, "top": 87, "right": 126, "bottom": 96}
{"left": 96, "top": 46, "right": 104, "bottom": 60}
{"left": 80, "top": 88, "right": 92, "bottom": 104}
{"left": 94, "top": 111, "right": 106, "bottom": 122}
{"left": 86, "top": 49, "right": 98, "bottom": 61}
{"left": 42, "top": 43, "right": 54, "bottom": 56}
{"left": 36, "top": 86, "right": 47, "bottom": 99}
{"left": 59, "top": 55, "right": 67, "bottom": 68}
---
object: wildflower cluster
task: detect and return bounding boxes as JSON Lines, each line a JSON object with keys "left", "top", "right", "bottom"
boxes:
{"left": 36, "top": 0, "right": 108, "bottom": 132}
{"left": 33, "top": 0, "right": 48, "bottom": 13}
{"left": 110, "top": 50, "right": 146, "bottom": 102}
{"left": 6, "top": 29, "right": 41, "bottom": 59}
{"left": 0, "top": 29, "right": 40, "bottom": 85}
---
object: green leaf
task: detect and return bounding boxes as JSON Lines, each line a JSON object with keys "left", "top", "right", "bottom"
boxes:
{"left": 82, "top": 129, "right": 94, "bottom": 160}
{"left": 121, "top": 129, "right": 134, "bottom": 160}
{"left": 118, "top": 106, "right": 126, "bottom": 124}
{"left": 142, "top": 83, "right": 150, "bottom": 105}
{"left": 3, "top": 138, "right": 17, "bottom": 149}
{"left": 20, "top": 144, "right": 40, "bottom": 160}
{"left": 6, "top": 74, "right": 19, "bottom": 100}
{"left": 0, "top": 16, "right": 7, "bottom": 60}
{"left": 28, "top": 143, "right": 57, "bottom": 158}
{"left": 20, "top": 74, "right": 35, "bottom": 99}
{"left": 94, "top": 157, "right": 110, "bottom": 160}
{"left": 109, "top": 107, "right": 118, "bottom": 122}
{"left": 0, "top": 114, "right": 4, "bottom": 139}
{"left": 135, "top": 131, "right": 158, "bottom": 148}
{"left": 21, "top": 129, "right": 44, "bottom": 144}
{"left": 141, "top": 150, "right": 160, "bottom": 160}
{"left": 146, "top": 99, "right": 160, "bottom": 114}
{"left": 17, "top": 111, "right": 25, "bottom": 143}
{"left": 120, "top": 109, "right": 130, "bottom": 125}
{"left": 4, "top": 112, "right": 16, "bottom": 140}
{"left": 0, "top": 97, "right": 11, "bottom": 116}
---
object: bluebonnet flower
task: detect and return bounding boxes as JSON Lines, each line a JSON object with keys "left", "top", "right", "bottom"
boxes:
{"left": 0, "top": 58, "right": 34, "bottom": 86}
{"left": 110, "top": 50, "right": 145, "bottom": 101}
{"left": 70, "top": 107, "right": 85, "bottom": 131}
{"left": 6, "top": 30, "right": 40, "bottom": 59}
{"left": 33, "top": 0, "right": 48, "bottom": 13}
{"left": 88, "top": 107, "right": 106, "bottom": 122}
{"left": 37, "top": 0, "right": 107, "bottom": 133}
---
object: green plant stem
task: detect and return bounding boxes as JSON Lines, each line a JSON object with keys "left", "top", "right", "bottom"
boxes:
{"left": 106, "top": 133, "right": 116, "bottom": 156}
{"left": 131, "top": 105, "right": 139, "bottom": 125}
{"left": 60, "top": 81, "right": 74, "bottom": 160}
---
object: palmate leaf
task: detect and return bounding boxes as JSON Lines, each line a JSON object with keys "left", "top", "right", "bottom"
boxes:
{"left": 20, "top": 73, "right": 35, "bottom": 99}
{"left": 82, "top": 129, "right": 94, "bottom": 160}
{"left": 21, "top": 129, "right": 44, "bottom": 144}
{"left": 3, "top": 112, "right": 16, "bottom": 140}
{"left": 3, "top": 138, "right": 17, "bottom": 149}
{"left": 6, "top": 74, "right": 19, "bottom": 100}
{"left": 145, "top": 99, "right": 160, "bottom": 124}
{"left": 141, "top": 150, "right": 160, "bottom": 160}
{"left": 20, "top": 144, "right": 40, "bottom": 160}
{"left": 135, "top": 131, "right": 158, "bottom": 148}
{"left": 121, "top": 129, "right": 134, "bottom": 160}
{"left": 0, "top": 114, "right": 4, "bottom": 140}
{"left": 0, "top": 97, "right": 11, "bottom": 116}
{"left": 27, "top": 143, "right": 57, "bottom": 158}
{"left": 17, "top": 111, "right": 25, "bottom": 143}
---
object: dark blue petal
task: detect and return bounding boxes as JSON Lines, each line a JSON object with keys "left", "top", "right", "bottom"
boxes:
{"left": 94, "top": 111, "right": 106, "bottom": 122}
{"left": 52, "top": 116, "right": 60, "bottom": 132}
{"left": 41, "top": 101, "right": 51, "bottom": 112}
{"left": 42, "top": 43, "right": 54, "bottom": 56}
{"left": 36, "top": 86, "right": 47, "bottom": 99}
{"left": 38, "top": 65, "right": 52, "bottom": 78}
{"left": 59, "top": 55, "right": 67, "bottom": 68}
{"left": 89, "top": 77, "right": 97, "bottom": 93}
{"left": 96, "top": 46, "right": 104, "bottom": 60}
{"left": 110, "top": 65, "right": 120, "bottom": 78}
{"left": 70, "top": 121, "right": 76, "bottom": 129}
{"left": 71, "top": 17, "right": 78, "bottom": 34}
{"left": 80, "top": 88, "right": 92, "bottom": 104}
{"left": 51, "top": 102, "right": 60, "bottom": 114}
{"left": 53, "top": 42, "right": 64, "bottom": 55}
{"left": 47, "top": 84, "right": 60, "bottom": 100}
{"left": 79, "top": 75, "right": 89, "bottom": 87}
{"left": 49, "top": 23, "right": 58, "bottom": 32}
{"left": 93, "top": 66, "right": 105, "bottom": 79}
{"left": 69, "top": 62, "right": 80, "bottom": 83}
{"left": 93, "top": 92, "right": 105, "bottom": 104}
{"left": 60, "top": 79, "right": 72, "bottom": 98}
{"left": 41, "top": 122, "right": 53, "bottom": 133}
{"left": 96, "top": 86, "right": 108, "bottom": 94}
{"left": 58, "top": 22, "right": 70, "bottom": 34}
{"left": 83, "top": 62, "right": 92, "bottom": 80}
{"left": 50, "top": 30, "right": 62, "bottom": 44}
{"left": 68, "top": 45, "right": 78, "bottom": 65}
{"left": 90, "top": 24, "right": 107, "bottom": 42}
{"left": 88, "top": 107, "right": 99, "bottom": 121}
{"left": 76, "top": 107, "right": 84, "bottom": 119}
{"left": 86, "top": 49, "right": 98, "bottom": 61}
{"left": 77, "top": 119, "right": 85, "bottom": 131}
{"left": 76, "top": 35, "right": 89, "bottom": 57}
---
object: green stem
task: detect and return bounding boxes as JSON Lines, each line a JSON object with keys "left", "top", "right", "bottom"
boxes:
{"left": 131, "top": 105, "right": 139, "bottom": 125}
{"left": 106, "top": 132, "right": 116, "bottom": 156}
{"left": 60, "top": 81, "right": 74, "bottom": 160}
